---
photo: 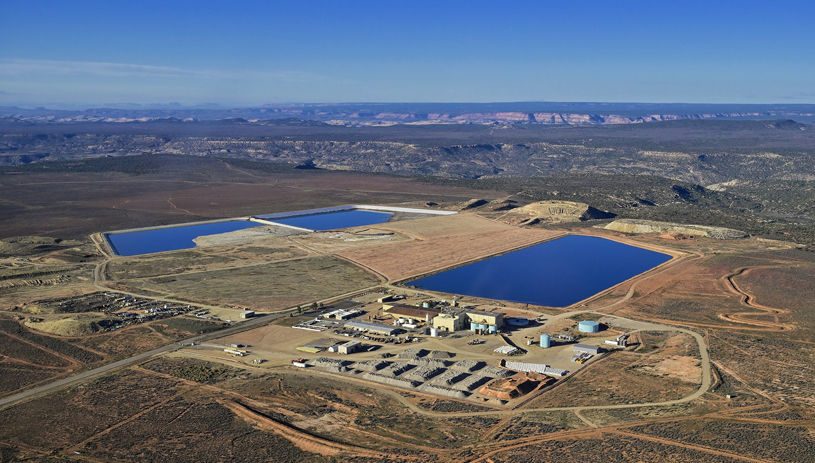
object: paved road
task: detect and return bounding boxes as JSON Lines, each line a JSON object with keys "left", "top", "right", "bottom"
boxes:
{"left": 0, "top": 311, "right": 290, "bottom": 409}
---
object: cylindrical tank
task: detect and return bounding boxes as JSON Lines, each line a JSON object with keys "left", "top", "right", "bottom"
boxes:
{"left": 470, "top": 322, "right": 479, "bottom": 331}
{"left": 479, "top": 323, "right": 488, "bottom": 331}
{"left": 578, "top": 321, "right": 600, "bottom": 333}
{"left": 540, "top": 334, "right": 551, "bottom": 348}
{"left": 430, "top": 328, "right": 439, "bottom": 337}
{"left": 526, "top": 339, "right": 533, "bottom": 346}
{"left": 488, "top": 325, "right": 497, "bottom": 334}
{"left": 422, "top": 302, "right": 430, "bottom": 308}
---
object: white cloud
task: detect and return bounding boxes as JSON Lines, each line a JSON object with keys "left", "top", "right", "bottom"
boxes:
{"left": 0, "top": 58, "right": 323, "bottom": 83}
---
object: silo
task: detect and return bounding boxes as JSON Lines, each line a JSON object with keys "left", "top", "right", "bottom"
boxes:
{"left": 540, "top": 334, "right": 551, "bottom": 348}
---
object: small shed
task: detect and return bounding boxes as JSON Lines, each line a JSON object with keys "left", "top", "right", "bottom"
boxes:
{"left": 338, "top": 340, "right": 361, "bottom": 355}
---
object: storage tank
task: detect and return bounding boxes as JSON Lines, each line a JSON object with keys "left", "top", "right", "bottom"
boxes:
{"left": 479, "top": 323, "right": 489, "bottom": 331}
{"left": 470, "top": 322, "right": 479, "bottom": 331}
{"left": 430, "top": 328, "right": 439, "bottom": 337}
{"left": 578, "top": 321, "right": 600, "bottom": 333}
{"left": 540, "top": 334, "right": 551, "bottom": 348}
{"left": 488, "top": 325, "right": 497, "bottom": 334}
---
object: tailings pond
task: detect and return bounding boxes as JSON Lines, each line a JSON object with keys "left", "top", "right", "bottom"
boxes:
{"left": 106, "top": 220, "right": 262, "bottom": 256}
{"left": 268, "top": 210, "right": 392, "bottom": 231}
{"left": 407, "top": 235, "right": 671, "bottom": 307}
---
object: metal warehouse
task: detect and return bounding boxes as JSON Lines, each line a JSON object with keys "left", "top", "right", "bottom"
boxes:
{"left": 345, "top": 321, "right": 398, "bottom": 335}
{"left": 573, "top": 343, "right": 602, "bottom": 355}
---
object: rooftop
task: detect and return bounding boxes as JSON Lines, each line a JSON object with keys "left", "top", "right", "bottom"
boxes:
{"left": 383, "top": 304, "right": 441, "bottom": 320}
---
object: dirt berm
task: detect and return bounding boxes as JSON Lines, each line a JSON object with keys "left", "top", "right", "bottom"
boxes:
{"left": 602, "top": 219, "right": 747, "bottom": 239}
{"left": 497, "top": 200, "right": 615, "bottom": 225}
{"left": 24, "top": 314, "right": 118, "bottom": 336}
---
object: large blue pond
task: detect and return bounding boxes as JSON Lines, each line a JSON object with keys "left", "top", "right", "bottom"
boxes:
{"left": 407, "top": 235, "right": 671, "bottom": 308}
{"left": 106, "top": 220, "right": 262, "bottom": 256}
{"left": 270, "top": 210, "right": 393, "bottom": 231}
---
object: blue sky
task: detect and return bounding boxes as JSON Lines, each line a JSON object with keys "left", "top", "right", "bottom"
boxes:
{"left": 1, "top": 1, "right": 814, "bottom": 107}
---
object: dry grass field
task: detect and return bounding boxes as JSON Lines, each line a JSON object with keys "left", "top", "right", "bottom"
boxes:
{"left": 526, "top": 334, "right": 701, "bottom": 408}
{"left": 114, "top": 255, "right": 381, "bottom": 309}
{"left": 0, "top": 157, "right": 504, "bottom": 240}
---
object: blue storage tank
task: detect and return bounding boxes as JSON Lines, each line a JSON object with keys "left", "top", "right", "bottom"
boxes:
{"left": 540, "top": 334, "right": 551, "bottom": 348}
{"left": 470, "top": 322, "right": 479, "bottom": 331}
{"left": 479, "top": 323, "right": 488, "bottom": 331}
{"left": 578, "top": 321, "right": 600, "bottom": 333}
{"left": 488, "top": 325, "right": 497, "bottom": 334}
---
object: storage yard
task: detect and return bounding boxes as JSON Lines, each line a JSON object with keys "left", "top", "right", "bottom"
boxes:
{"left": 183, "top": 288, "right": 695, "bottom": 407}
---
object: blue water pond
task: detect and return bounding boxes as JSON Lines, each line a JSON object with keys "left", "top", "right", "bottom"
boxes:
{"left": 269, "top": 210, "right": 392, "bottom": 231}
{"left": 407, "top": 235, "right": 671, "bottom": 307}
{"left": 106, "top": 220, "right": 262, "bottom": 256}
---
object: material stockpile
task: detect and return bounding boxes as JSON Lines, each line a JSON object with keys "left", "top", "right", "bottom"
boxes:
{"left": 429, "top": 350, "right": 453, "bottom": 359}
{"left": 314, "top": 357, "right": 347, "bottom": 368}
{"left": 397, "top": 348, "right": 429, "bottom": 359}
{"left": 414, "top": 358, "right": 450, "bottom": 368}
{"left": 403, "top": 366, "right": 444, "bottom": 381}
{"left": 355, "top": 359, "right": 390, "bottom": 372}
{"left": 430, "top": 369, "right": 469, "bottom": 386}
{"left": 362, "top": 372, "right": 420, "bottom": 389}
{"left": 418, "top": 384, "right": 469, "bottom": 399}
{"left": 481, "top": 365, "right": 514, "bottom": 378}
{"left": 450, "top": 360, "right": 485, "bottom": 372}
{"left": 382, "top": 362, "right": 414, "bottom": 376}
{"left": 453, "top": 374, "right": 491, "bottom": 391}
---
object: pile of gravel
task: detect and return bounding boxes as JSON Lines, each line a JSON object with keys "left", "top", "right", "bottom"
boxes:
{"left": 397, "top": 348, "right": 428, "bottom": 359}
{"left": 481, "top": 366, "right": 514, "bottom": 378}
{"left": 355, "top": 359, "right": 390, "bottom": 371}
{"left": 415, "top": 358, "right": 450, "bottom": 368}
{"left": 314, "top": 357, "right": 347, "bottom": 368}
{"left": 382, "top": 362, "right": 414, "bottom": 376}
{"left": 403, "top": 366, "right": 444, "bottom": 381}
{"left": 430, "top": 370, "right": 469, "bottom": 386}
{"left": 450, "top": 360, "right": 485, "bottom": 372}
{"left": 363, "top": 372, "right": 420, "bottom": 389}
{"left": 454, "top": 374, "right": 491, "bottom": 391}
{"left": 418, "top": 384, "right": 469, "bottom": 399}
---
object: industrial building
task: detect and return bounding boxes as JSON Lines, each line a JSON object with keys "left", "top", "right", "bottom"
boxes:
{"left": 239, "top": 310, "right": 255, "bottom": 319}
{"left": 428, "top": 307, "right": 505, "bottom": 334}
{"left": 573, "top": 343, "right": 602, "bottom": 355}
{"left": 382, "top": 303, "right": 440, "bottom": 322}
{"left": 578, "top": 320, "right": 601, "bottom": 333}
{"left": 322, "top": 308, "right": 362, "bottom": 320}
{"left": 465, "top": 309, "right": 504, "bottom": 330}
{"left": 338, "top": 340, "right": 361, "bottom": 354}
{"left": 432, "top": 312, "right": 466, "bottom": 331}
{"left": 345, "top": 320, "right": 398, "bottom": 335}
